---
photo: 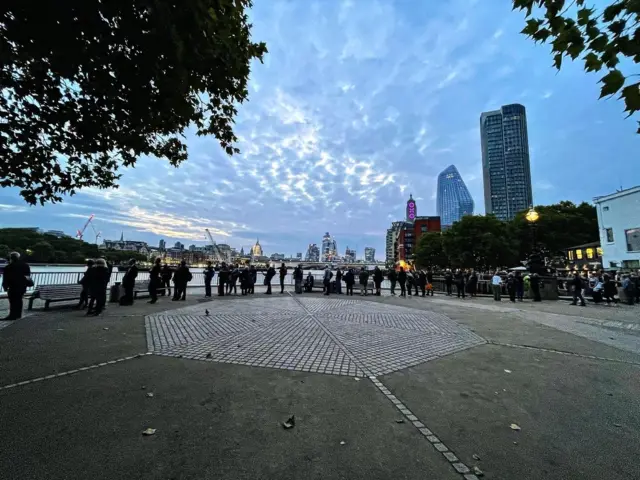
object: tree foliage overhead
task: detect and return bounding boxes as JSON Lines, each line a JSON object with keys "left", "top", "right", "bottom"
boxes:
{"left": 0, "top": 0, "right": 267, "bottom": 204}
{"left": 513, "top": 0, "right": 640, "bottom": 134}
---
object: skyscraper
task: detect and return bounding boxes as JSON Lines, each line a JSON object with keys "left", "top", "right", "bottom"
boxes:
{"left": 345, "top": 246, "right": 356, "bottom": 262}
{"left": 321, "top": 232, "right": 338, "bottom": 262}
{"left": 159, "top": 239, "right": 166, "bottom": 250}
{"left": 436, "top": 165, "right": 474, "bottom": 227}
{"left": 305, "top": 243, "right": 320, "bottom": 262}
{"left": 364, "top": 247, "right": 375, "bottom": 262}
{"left": 480, "top": 103, "right": 533, "bottom": 221}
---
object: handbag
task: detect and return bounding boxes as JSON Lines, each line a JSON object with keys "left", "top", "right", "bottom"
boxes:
{"left": 25, "top": 275, "right": 34, "bottom": 287}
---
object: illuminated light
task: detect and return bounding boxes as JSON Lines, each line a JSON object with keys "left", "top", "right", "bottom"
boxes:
{"left": 525, "top": 207, "right": 539, "bottom": 223}
{"left": 407, "top": 201, "right": 416, "bottom": 220}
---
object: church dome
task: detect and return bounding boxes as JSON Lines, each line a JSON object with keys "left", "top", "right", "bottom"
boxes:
{"left": 251, "top": 239, "right": 263, "bottom": 257}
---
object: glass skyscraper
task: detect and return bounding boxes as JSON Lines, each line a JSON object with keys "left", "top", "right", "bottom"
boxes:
{"left": 480, "top": 104, "right": 533, "bottom": 221}
{"left": 436, "top": 165, "right": 474, "bottom": 227}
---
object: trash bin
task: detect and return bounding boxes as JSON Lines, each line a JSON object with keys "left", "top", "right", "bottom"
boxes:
{"left": 109, "top": 282, "right": 122, "bottom": 303}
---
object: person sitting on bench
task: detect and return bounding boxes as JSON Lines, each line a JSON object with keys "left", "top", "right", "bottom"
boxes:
{"left": 304, "top": 273, "right": 315, "bottom": 292}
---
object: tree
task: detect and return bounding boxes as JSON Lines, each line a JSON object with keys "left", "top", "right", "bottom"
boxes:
{"left": 414, "top": 232, "right": 449, "bottom": 268}
{"left": 0, "top": 1, "right": 267, "bottom": 204}
{"left": 442, "top": 215, "right": 517, "bottom": 270}
{"left": 513, "top": 0, "right": 640, "bottom": 134}
{"left": 31, "top": 241, "right": 55, "bottom": 262}
{"left": 0, "top": 244, "right": 10, "bottom": 259}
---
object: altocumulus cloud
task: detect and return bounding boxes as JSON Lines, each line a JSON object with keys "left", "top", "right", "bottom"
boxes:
{"left": 2, "top": 0, "right": 639, "bottom": 254}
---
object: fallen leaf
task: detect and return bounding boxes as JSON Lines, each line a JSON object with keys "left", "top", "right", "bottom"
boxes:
{"left": 340, "top": 441, "right": 346, "bottom": 445}
{"left": 395, "top": 419, "right": 405, "bottom": 424}
{"left": 103, "top": 327, "right": 109, "bottom": 331}
{"left": 473, "top": 466, "right": 484, "bottom": 477}
{"left": 283, "top": 415, "right": 295, "bottom": 429}
{"left": 510, "top": 423, "right": 521, "bottom": 431}
{"left": 146, "top": 392, "right": 154, "bottom": 398}
{"left": 504, "top": 369, "right": 512, "bottom": 373}
{"left": 472, "top": 454, "right": 481, "bottom": 461}
{"left": 613, "top": 423, "right": 622, "bottom": 427}
{"left": 142, "top": 428, "right": 156, "bottom": 436}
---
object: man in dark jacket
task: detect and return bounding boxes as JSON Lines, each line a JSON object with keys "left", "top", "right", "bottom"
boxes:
{"left": 530, "top": 273, "right": 542, "bottom": 302}
{"left": 279, "top": 263, "right": 288, "bottom": 294}
{"left": 398, "top": 267, "right": 407, "bottom": 297}
{"left": 514, "top": 271, "right": 524, "bottom": 301}
{"left": 89, "top": 258, "right": 111, "bottom": 315}
{"left": 249, "top": 265, "right": 257, "bottom": 294}
{"left": 454, "top": 270, "right": 465, "bottom": 298}
{"left": 2, "top": 252, "right": 31, "bottom": 320}
{"left": 120, "top": 259, "right": 138, "bottom": 305}
{"left": 444, "top": 270, "right": 453, "bottom": 296}
{"left": 218, "top": 263, "right": 228, "bottom": 296}
{"left": 294, "top": 265, "right": 304, "bottom": 294}
{"left": 507, "top": 273, "right": 516, "bottom": 303}
{"left": 335, "top": 268, "right": 343, "bottom": 294}
{"left": 373, "top": 267, "right": 383, "bottom": 296}
{"left": 388, "top": 269, "right": 397, "bottom": 296}
{"left": 161, "top": 264, "right": 173, "bottom": 296}
{"left": 418, "top": 270, "right": 427, "bottom": 297}
{"left": 570, "top": 272, "right": 586, "bottom": 306}
{"left": 359, "top": 268, "right": 369, "bottom": 296}
{"left": 344, "top": 268, "right": 355, "bottom": 296}
{"left": 173, "top": 260, "right": 192, "bottom": 301}
{"left": 77, "top": 259, "right": 95, "bottom": 309}
{"left": 148, "top": 257, "right": 162, "bottom": 304}
{"left": 203, "top": 261, "right": 215, "bottom": 297}
{"left": 264, "top": 264, "right": 276, "bottom": 294}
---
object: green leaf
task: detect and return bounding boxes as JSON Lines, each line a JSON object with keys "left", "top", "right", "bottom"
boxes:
{"left": 601, "top": 45, "right": 620, "bottom": 69}
{"left": 590, "top": 34, "right": 609, "bottom": 52}
{"left": 608, "top": 19, "right": 626, "bottom": 36}
{"left": 620, "top": 83, "right": 640, "bottom": 116}
{"left": 599, "top": 69, "right": 626, "bottom": 98}
{"left": 583, "top": 52, "right": 603, "bottom": 72}
{"left": 576, "top": 7, "right": 593, "bottom": 26}
{"left": 603, "top": 2, "right": 626, "bottom": 22}
{"left": 521, "top": 18, "right": 543, "bottom": 36}
{"left": 553, "top": 52, "right": 563, "bottom": 69}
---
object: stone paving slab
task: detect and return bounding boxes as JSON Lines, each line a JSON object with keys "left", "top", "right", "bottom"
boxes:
{"left": 0, "top": 355, "right": 458, "bottom": 480}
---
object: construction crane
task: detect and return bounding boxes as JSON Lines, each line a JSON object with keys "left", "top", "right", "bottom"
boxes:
{"left": 204, "top": 228, "right": 227, "bottom": 263}
{"left": 76, "top": 214, "right": 95, "bottom": 240}
{"left": 90, "top": 222, "right": 102, "bottom": 245}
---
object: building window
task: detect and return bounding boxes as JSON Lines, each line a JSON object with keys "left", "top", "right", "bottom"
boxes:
{"left": 603, "top": 206, "right": 609, "bottom": 211}
{"left": 606, "top": 228, "right": 614, "bottom": 243}
{"left": 420, "top": 226, "right": 427, "bottom": 232}
{"left": 568, "top": 251, "right": 574, "bottom": 260}
{"left": 576, "top": 249, "right": 583, "bottom": 260}
{"left": 626, "top": 228, "right": 640, "bottom": 252}
{"left": 610, "top": 261, "right": 618, "bottom": 268}
{"left": 597, "top": 247, "right": 603, "bottom": 257}
{"left": 586, "top": 248, "right": 594, "bottom": 259}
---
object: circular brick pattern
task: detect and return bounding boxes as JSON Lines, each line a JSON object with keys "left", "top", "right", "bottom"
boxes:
{"left": 145, "top": 296, "right": 485, "bottom": 377}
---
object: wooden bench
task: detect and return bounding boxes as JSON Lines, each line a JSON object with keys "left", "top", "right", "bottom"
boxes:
{"left": 133, "top": 280, "right": 150, "bottom": 298}
{"left": 28, "top": 284, "right": 83, "bottom": 310}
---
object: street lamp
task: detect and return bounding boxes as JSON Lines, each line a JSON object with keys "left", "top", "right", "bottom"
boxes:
{"left": 525, "top": 206, "right": 539, "bottom": 251}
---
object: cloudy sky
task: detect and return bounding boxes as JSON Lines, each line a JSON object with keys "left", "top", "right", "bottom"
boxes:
{"left": 1, "top": 0, "right": 638, "bottom": 258}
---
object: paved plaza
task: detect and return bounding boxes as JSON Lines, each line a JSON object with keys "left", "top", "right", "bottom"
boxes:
{"left": 1, "top": 291, "right": 639, "bottom": 480}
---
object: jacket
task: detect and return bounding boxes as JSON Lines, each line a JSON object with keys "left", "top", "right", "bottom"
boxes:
{"left": 373, "top": 269, "right": 383, "bottom": 282}
{"left": 388, "top": 270, "right": 397, "bottom": 282}
{"left": 398, "top": 271, "right": 407, "bottom": 284}
{"left": 359, "top": 270, "right": 369, "bottom": 285}
{"left": 89, "top": 265, "right": 111, "bottom": 296}
{"left": 204, "top": 267, "right": 215, "bottom": 282}
{"left": 122, "top": 265, "right": 138, "bottom": 287}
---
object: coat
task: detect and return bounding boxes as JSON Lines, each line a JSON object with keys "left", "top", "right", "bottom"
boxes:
{"left": 89, "top": 265, "right": 111, "bottom": 296}
{"left": 174, "top": 265, "right": 192, "bottom": 285}
{"left": 398, "top": 271, "right": 407, "bottom": 285}
{"left": 359, "top": 271, "right": 369, "bottom": 285}
{"left": 122, "top": 265, "right": 138, "bottom": 288}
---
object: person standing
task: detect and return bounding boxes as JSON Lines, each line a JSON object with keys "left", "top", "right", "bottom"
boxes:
{"left": 455, "top": 269, "right": 466, "bottom": 299}
{"left": 359, "top": 268, "right": 369, "bottom": 296}
{"left": 530, "top": 273, "right": 542, "bottom": 302}
{"left": 1, "top": 252, "right": 31, "bottom": 320}
{"left": 515, "top": 271, "right": 524, "bottom": 302}
{"left": 398, "top": 267, "right": 407, "bottom": 297}
{"left": 294, "top": 264, "right": 304, "bottom": 294}
{"left": 570, "top": 272, "right": 587, "bottom": 306}
{"left": 229, "top": 264, "right": 240, "bottom": 295}
{"left": 468, "top": 270, "right": 478, "bottom": 297}
{"left": 161, "top": 264, "right": 172, "bottom": 297}
{"left": 203, "top": 261, "right": 215, "bottom": 297}
{"left": 406, "top": 270, "right": 414, "bottom": 296}
{"left": 120, "top": 259, "right": 138, "bottom": 306}
{"left": 335, "top": 268, "right": 343, "bottom": 294}
{"left": 622, "top": 275, "right": 635, "bottom": 305}
{"left": 264, "top": 264, "right": 276, "bottom": 295}
{"left": 444, "top": 270, "right": 453, "bottom": 296}
{"left": 279, "top": 263, "right": 288, "bottom": 294}
{"left": 249, "top": 264, "right": 257, "bottom": 294}
{"left": 426, "top": 269, "right": 434, "bottom": 296}
{"left": 77, "top": 259, "right": 95, "bottom": 309}
{"left": 418, "top": 270, "right": 427, "bottom": 297}
{"left": 323, "top": 265, "right": 332, "bottom": 296}
{"left": 217, "top": 263, "right": 228, "bottom": 296}
{"left": 148, "top": 257, "right": 162, "bottom": 304}
{"left": 89, "top": 258, "right": 111, "bottom": 315}
{"left": 602, "top": 273, "right": 617, "bottom": 304}
{"left": 373, "top": 266, "right": 383, "bottom": 296}
{"left": 240, "top": 266, "right": 250, "bottom": 296}
{"left": 507, "top": 273, "right": 516, "bottom": 303}
{"left": 173, "top": 260, "right": 192, "bottom": 301}
{"left": 634, "top": 270, "right": 640, "bottom": 304}
{"left": 344, "top": 268, "right": 355, "bottom": 296}
{"left": 412, "top": 270, "right": 419, "bottom": 296}
{"left": 491, "top": 271, "right": 502, "bottom": 301}
{"left": 388, "top": 268, "right": 397, "bottom": 296}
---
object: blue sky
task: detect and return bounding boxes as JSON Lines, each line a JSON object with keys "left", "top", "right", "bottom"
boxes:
{"left": 1, "top": 0, "right": 638, "bottom": 258}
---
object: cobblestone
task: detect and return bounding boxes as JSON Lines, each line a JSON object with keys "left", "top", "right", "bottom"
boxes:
{"left": 145, "top": 296, "right": 485, "bottom": 377}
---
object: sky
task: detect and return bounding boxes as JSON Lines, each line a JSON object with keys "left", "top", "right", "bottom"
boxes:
{"left": 1, "top": 0, "right": 638, "bottom": 258}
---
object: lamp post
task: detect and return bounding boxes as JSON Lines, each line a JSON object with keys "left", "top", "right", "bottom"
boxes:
{"left": 525, "top": 206, "right": 540, "bottom": 252}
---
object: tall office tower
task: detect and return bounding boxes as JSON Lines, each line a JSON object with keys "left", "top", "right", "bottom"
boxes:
{"left": 364, "top": 247, "right": 375, "bottom": 262}
{"left": 305, "top": 243, "right": 320, "bottom": 262}
{"left": 436, "top": 165, "right": 474, "bottom": 228}
{"left": 321, "top": 232, "right": 338, "bottom": 262}
{"left": 480, "top": 104, "right": 533, "bottom": 221}
{"left": 159, "top": 239, "right": 166, "bottom": 250}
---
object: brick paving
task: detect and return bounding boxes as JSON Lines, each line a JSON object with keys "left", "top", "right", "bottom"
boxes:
{"left": 145, "top": 294, "right": 485, "bottom": 377}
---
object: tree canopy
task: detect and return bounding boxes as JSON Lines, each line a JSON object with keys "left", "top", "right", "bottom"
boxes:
{"left": 513, "top": 0, "right": 640, "bottom": 134}
{"left": 0, "top": 0, "right": 267, "bottom": 204}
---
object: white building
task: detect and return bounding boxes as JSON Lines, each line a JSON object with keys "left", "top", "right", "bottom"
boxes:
{"left": 593, "top": 186, "right": 640, "bottom": 270}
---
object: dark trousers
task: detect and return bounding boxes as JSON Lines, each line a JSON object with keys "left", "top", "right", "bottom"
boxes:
{"left": 420, "top": 285, "right": 426, "bottom": 296}
{"left": 508, "top": 286, "right": 516, "bottom": 302}
{"left": 173, "top": 283, "right": 186, "bottom": 300}
{"left": 446, "top": 282, "right": 452, "bottom": 295}
{"left": 572, "top": 289, "right": 586, "bottom": 305}
{"left": 414, "top": 284, "right": 419, "bottom": 296}
{"left": 280, "top": 278, "right": 285, "bottom": 293}
{"left": 336, "top": 281, "right": 342, "bottom": 294}
{"left": 148, "top": 282, "right": 158, "bottom": 303}
{"left": 375, "top": 281, "right": 381, "bottom": 296}
{"left": 323, "top": 281, "right": 330, "bottom": 295}
{"left": 218, "top": 282, "right": 225, "bottom": 296}
{"left": 346, "top": 284, "right": 353, "bottom": 295}
{"left": 266, "top": 282, "right": 272, "bottom": 294}
{"left": 400, "top": 283, "right": 406, "bottom": 297}
{"left": 7, "top": 289, "right": 24, "bottom": 319}
{"left": 249, "top": 283, "right": 255, "bottom": 294}
{"left": 78, "top": 288, "right": 89, "bottom": 308}
{"left": 390, "top": 280, "right": 396, "bottom": 295}
{"left": 205, "top": 280, "right": 212, "bottom": 297}
{"left": 121, "top": 285, "right": 134, "bottom": 305}
{"left": 516, "top": 284, "right": 524, "bottom": 301}
{"left": 532, "top": 285, "right": 541, "bottom": 302}
{"left": 94, "top": 290, "right": 107, "bottom": 314}
{"left": 161, "top": 278, "right": 171, "bottom": 296}
{"left": 469, "top": 283, "right": 477, "bottom": 297}
{"left": 457, "top": 283, "right": 466, "bottom": 298}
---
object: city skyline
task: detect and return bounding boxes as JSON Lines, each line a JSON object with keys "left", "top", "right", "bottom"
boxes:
{"left": 1, "top": 1, "right": 638, "bottom": 255}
